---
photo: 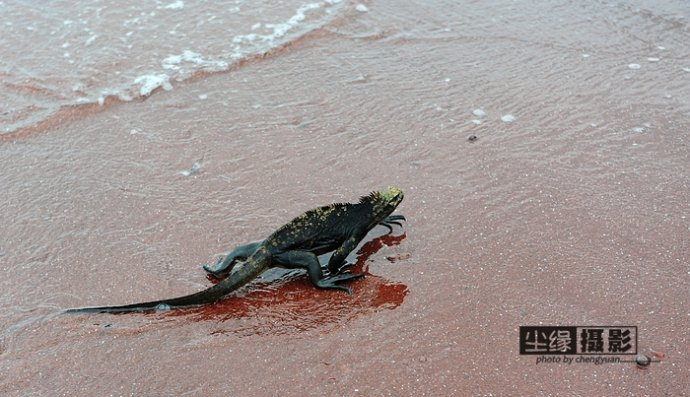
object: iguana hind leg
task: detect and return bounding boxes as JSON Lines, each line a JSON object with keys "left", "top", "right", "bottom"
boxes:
{"left": 203, "top": 241, "right": 262, "bottom": 277}
{"left": 273, "top": 251, "right": 364, "bottom": 293}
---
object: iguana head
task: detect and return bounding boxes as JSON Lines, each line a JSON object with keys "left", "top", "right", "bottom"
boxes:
{"left": 360, "top": 186, "right": 404, "bottom": 228}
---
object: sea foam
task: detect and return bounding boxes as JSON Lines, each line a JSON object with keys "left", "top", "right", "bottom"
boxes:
{"left": 135, "top": 74, "right": 173, "bottom": 96}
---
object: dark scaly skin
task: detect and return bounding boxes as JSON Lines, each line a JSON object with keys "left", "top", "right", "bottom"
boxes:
{"left": 65, "top": 187, "right": 405, "bottom": 314}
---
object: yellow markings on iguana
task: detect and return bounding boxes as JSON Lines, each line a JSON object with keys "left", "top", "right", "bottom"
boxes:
{"left": 377, "top": 186, "right": 402, "bottom": 201}
{"left": 308, "top": 206, "right": 336, "bottom": 222}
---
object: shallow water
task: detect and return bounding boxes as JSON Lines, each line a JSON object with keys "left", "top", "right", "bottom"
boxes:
{"left": 1, "top": 0, "right": 689, "bottom": 395}
{"left": 1, "top": 0, "right": 345, "bottom": 135}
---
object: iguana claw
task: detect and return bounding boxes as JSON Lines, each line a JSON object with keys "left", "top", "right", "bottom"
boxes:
{"left": 316, "top": 273, "right": 365, "bottom": 293}
{"left": 202, "top": 256, "right": 227, "bottom": 276}
{"left": 334, "top": 262, "right": 356, "bottom": 274}
{"left": 379, "top": 214, "right": 406, "bottom": 234}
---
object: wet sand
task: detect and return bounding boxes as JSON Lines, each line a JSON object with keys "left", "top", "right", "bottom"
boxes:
{"left": 1, "top": 1, "right": 689, "bottom": 395}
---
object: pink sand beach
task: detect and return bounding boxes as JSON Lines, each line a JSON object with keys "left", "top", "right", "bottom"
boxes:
{"left": 1, "top": 0, "right": 688, "bottom": 395}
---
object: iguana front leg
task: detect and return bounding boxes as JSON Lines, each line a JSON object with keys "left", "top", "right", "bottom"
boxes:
{"left": 273, "top": 251, "right": 364, "bottom": 293}
{"left": 326, "top": 236, "right": 363, "bottom": 275}
{"left": 379, "top": 214, "right": 406, "bottom": 234}
{"left": 203, "top": 241, "right": 262, "bottom": 277}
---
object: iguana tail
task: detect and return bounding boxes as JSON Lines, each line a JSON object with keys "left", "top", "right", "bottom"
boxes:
{"left": 65, "top": 252, "right": 270, "bottom": 314}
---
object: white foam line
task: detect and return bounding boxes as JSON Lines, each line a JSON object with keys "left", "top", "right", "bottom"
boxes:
{"left": 162, "top": 50, "right": 229, "bottom": 73}
{"left": 134, "top": 74, "right": 173, "bottom": 96}
{"left": 233, "top": 2, "right": 326, "bottom": 47}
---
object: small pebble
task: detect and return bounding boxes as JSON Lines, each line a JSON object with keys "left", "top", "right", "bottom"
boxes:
{"left": 471, "top": 119, "right": 482, "bottom": 125}
{"left": 386, "top": 252, "right": 411, "bottom": 262}
{"left": 628, "top": 63, "right": 641, "bottom": 70}
{"left": 472, "top": 109, "right": 486, "bottom": 117}
{"left": 500, "top": 114, "right": 515, "bottom": 123}
{"left": 647, "top": 57, "right": 660, "bottom": 63}
{"left": 468, "top": 135, "right": 478, "bottom": 142}
{"left": 635, "top": 354, "right": 651, "bottom": 368}
{"left": 355, "top": 4, "right": 368, "bottom": 12}
{"left": 181, "top": 161, "right": 202, "bottom": 176}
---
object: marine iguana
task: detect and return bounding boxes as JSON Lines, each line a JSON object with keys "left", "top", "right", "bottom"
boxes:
{"left": 66, "top": 187, "right": 405, "bottom": 314}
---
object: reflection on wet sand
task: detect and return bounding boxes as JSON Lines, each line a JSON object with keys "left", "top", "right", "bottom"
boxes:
{"left": 165, "top": 232, "right": 409, "bottom": 335}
